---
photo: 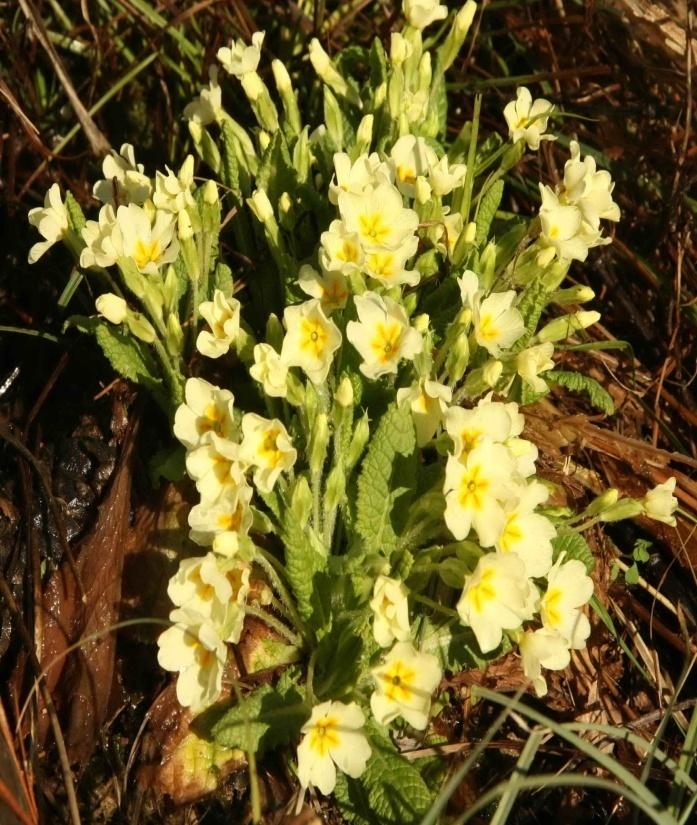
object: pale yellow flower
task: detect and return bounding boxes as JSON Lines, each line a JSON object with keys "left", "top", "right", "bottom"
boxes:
{"left": 281, "top": 299, "right": 342, "bottom": 384}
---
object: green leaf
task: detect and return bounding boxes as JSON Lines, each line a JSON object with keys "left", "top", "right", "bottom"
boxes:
{"left": 87, "top": 320, "right": 168, "bottom": 410}
{"left": 419, "top": 616, "right": 508, "bottom": 672}
{"left": 547, "top": 369, "right": 615, "bottom": 415}
{"left": 212, "top": 262, "right": 234, "bottom": 297}
{"left": 220, "top": 120, "right": 240, "bottom": 192}
{"left": 475, "top": 179, "right": 504, "bottom": 248}
{"left": 368, "top": 38, "right": 388, "bottom": 89}
{"left": 281, "top": 514, "right": 329, "bottom": 624}
{"left": 552, "top": 529, "right": 595, "bottom": 573}
{"left": 255, "top": 131, "right": 296, "bottom": 204}
{"left": 355, "top": 403, "right": 416, "bottom": 554}
{"left": 204, "top": 679, "right": 307, "bottom": 755}
{"left": 334, "top": 725, "right": 433, "bottom": 825}
{"left": 512, "top": 279, "right": 550, "bottom": 352}
{"left": 65, "top": 191, "right": 86, "bottom": 233}
{"left": 624, "top": 563, "right": 640, "bottom": 585}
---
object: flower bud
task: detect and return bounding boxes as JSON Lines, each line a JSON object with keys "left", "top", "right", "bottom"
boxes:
{"left": 455, "top": 0, "right": 477, "bottom": 34}
{"left": 551, "top": 285, "right": 595, "bottom": 305}
{"left": 188, "top": 121, "right": 203, "bottom": 144}
{"left": 95, "top": 293, "right": 128, "bottom": 325}
{"left": 537, "top": 311, "right": 601, "bottom": 343}
{"left": 415, "top": 175, "right": 432, "bottom": 204}
{"left": 309, "top": 413, "right": 330, "bottom": 475}
{"left": 241, "top": 71, "right": 264, "bottom": 102}
{"left": 584, "top": 488, "right": 619, "bottom": 517}
{"left": 177, "top": 209, "right": 194, "bottom": 241}
{"left": 258, "top": 131, "right": 271, "bottom": 152}
{"left": 290, "top": 475, "right": 313, "bottom": 526}
{"left": 355, "top": 114, "right": 374, "bottom": 154}
{"left": 334, "top": 376, "right": 354, "bottom": 408}
{"left": 247, "top": 188, "right": 274, "bottom": 223}
{"left": 163, "top": 265, "right": 179, "bottom": 314}
{"left": 417, "top": 52, "right": 432, "bottom": 94}
{"left": 390, "top": 32, "right": 411, "bottom": 65}
{"left": 271, "top": 58, "right": 292, "bottom": 93}
{"left": 125, "top": 311, "right": 156, "bottom": 344}
{"left": 166, "top": 313, "right": 184, "bottom": 356}
{"left": 413, "top": 313, "right": 430, "bottom": 334}
{"left": 482, "top": 359, "right": 503, "bottom": 387}
{"left": 479, "top": 241, "right": 497, "bottom": 288}
{"left": 445, "top": 329, "right": 469, "bottom": 383}
{"left": 346, "top": 411, "right": 369, "bottom": 470}
{"left": 324, "top": 464, "right": 346, "bottom": 512}
{"left": 599, "top": 498, "right": 644, "bottom": 523}
{"left": 464, "top": 221, "right": 477, "bottom": 244}
{"left": 203, "top": 180, "right": 218, "bottom": 204}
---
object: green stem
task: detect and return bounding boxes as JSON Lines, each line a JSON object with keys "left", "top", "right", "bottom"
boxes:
{"left": 244, "top": 605, "right": 303, "bottom": 648}
{"left": 411, "top": 593, "right": 459, "bottom": 619}
{"left": 459, "top": 94, "right": 482, "bottom": 224}
{"left": 254, "top": 551, "right": 306, "bottom": 636}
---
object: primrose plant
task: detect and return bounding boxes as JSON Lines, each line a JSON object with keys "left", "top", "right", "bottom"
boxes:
{"left": 28, "top": 0, "right": 679, "bottom": 816}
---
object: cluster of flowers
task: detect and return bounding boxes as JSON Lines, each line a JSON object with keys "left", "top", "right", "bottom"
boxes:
{"left": 26, "top": 0, "right": 680, "bottom": 806}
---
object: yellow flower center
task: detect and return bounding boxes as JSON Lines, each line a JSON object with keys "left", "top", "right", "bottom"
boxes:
{"left": 322, "top": 280, "right": 348, "bottom": 308}
{"left": 397, "top": 164, "right": 417, "bottom": 185}
{"left": 338, "top": 239, "right": 360, "bottom": 263}
{"left": 458, "top": 464, "right": 488, "bottom": 510}
{"left": 370, "top": 322, "right": 402, "bottom": 363}
{"left": 217, "top": 506, "right": 244, "bottom": 532}
{"left": 133, "top": 238, "right": 161, "bottom": 270}
{"left": 499, "top": 515, "right": 522, "bottom": 553}
{"left": 542, "top": 588, "right": 563, "bottom": 628}
{"left": 300, "top": 318, "right": 329, "bottom": 358}
{"left": 359, "top": 212, "right": 390, "bottom": 245}
{"left": 308, "top": 716, "right": 340, "bottom": 756}
{"left": 477, "top": 313, "right": 500, "bottom": 343}
{"left": 466, "top": 568, "right": 498, "bottom": 615}
{"left": 199, "top": 403, "right": 223, "bottom": 435}
{"left": 381, "top": 660, "right": 416, "bottom": 702}
{"left": 548, "top": 225, "right": 560, "bottom": 240}
{"left": 367, "top": 252, "right": 396, "bottom": 280}
{"left": 460, "top": 427, "right": 481, "bottom": 454}
{"left": 258, "top": 427, "right": 283, "bottom": 467}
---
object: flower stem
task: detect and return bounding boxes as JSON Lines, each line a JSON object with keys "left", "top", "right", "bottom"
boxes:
{"left": 244, "top": 605, "right": 303, "bottom": 648}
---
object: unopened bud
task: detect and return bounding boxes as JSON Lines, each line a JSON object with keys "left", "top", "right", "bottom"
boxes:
{"left": 166, "top": 313, "right": 184, "bottom": 355}
{"left": 551, "top": 285, "right": 595, "bottom": 305}
{"left": 584, "top": 488, "right": 619, "bottom": 517}
{"left": 482, "top": 359, "right": 503, "bottom": 387}
{"left": 203, "top": 179, "right": 218, "bottom": 204}
{"left": 177, "top": 209, "right": 194, "bottom": 241}
{"left": 479, "top": 241, "right": 497, "bottom": 287}
{"left": 325, "top": 464, "right": 346, "bottom": 511}
{"left": 417, "top": 52, "right": 432, "bottom": 93}
{"left": 96, "top": 293, "right": 128, "bottom": 324}
{"left": 537, "top": 310, "right": 601, "bottom": 343}
{"left": 390, "top": 32, "right": 411, "bottom": 66}
{"left": 125, "top": 311, "right": 156, "bottom": 344}
{"left": 600, "top": 498, "right": 644, "bottom": 523}
{"left": 347, "top": 412, "right": 369, "bottom": 470}
{"left": 455, "top": 1, "right": 477, "bottom": 34}
{"left": 241, "top": 71, "right": 264, "bottom": 102}
{"left": 247, "top": 188, "right": 274, "bottom": 223}
{"left": 335, "top": 376, "right": 354, "bottom": 408}
{"left": 415, "top": 175, "right": 432, "bottom": 204}
{"left": 445, "top": 331, "right": 470, "bottom": 383}
{"left": 258, "top": 131, "right": 271, "bottom": 152}
{"left": 355, "top": 114, "right": 374, "bottom": 154}
{"left": 271, "top": 59, "right": 292, "bottom": 93}
{"left": 413, "top": 313, "right": 430, "bottom": 334}
{"left": 464, "top": 221, "right": 477, "bottom": 244}
{"left": 309, "top": 413, "right": 330, "bottom": 474}
{"left": 290, "top": 476, "right": 313, "bottom": 526}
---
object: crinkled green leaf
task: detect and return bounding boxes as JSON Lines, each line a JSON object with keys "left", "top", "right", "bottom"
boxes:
{"left": 282, "top": 514, "right": 329, "bottom": 623}
{"left": 334, "top": 725, "right": 433, "bottom": 825}
{"left": 212, "top": 262, "right": 234, "bottom": 298}
{"left": 512, "top": 279, "right": 550, "bottom": 352}
{"left": 547, "top": 369, "right": 615, "bottom": 415}
{"left": 475, "top": 179, "right": 504, "bottom": 248}
{"left": 204, "top": 679, "right": 307, "bottom": 755}
{"left": 255, "top": 131, "right": 296, "bottom": 204}
{"left": 355, "top": 403, "right": 416, "bottom": 554}
{"left": 65, "top": 191, "right": 85, "bottom": 233}
{"left": 220, "top": 120, "right": 240, "bottom": 192}
{"left": 552, "top": 529, "right": 595, "bottom": 573}
{"left": 368, "top": 37, "right": 388, "bottom": 89}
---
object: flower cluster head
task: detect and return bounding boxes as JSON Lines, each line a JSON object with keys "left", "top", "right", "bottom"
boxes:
{"left": 537, "top": 141, "right": 620, "bottom": 264}
{"left": 26, "top": 7, "right": 682, "bottom": 808}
